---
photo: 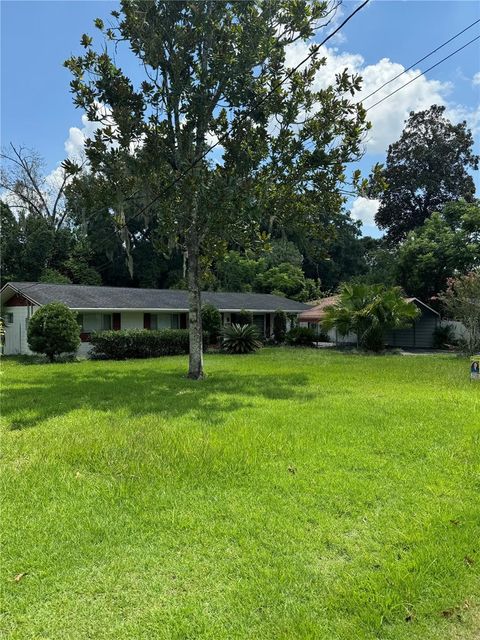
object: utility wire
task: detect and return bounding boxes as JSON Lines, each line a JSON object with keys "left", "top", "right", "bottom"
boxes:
{"left": 361, "top": 18, "right": 480, "bottom": 105}
{"left": 365, "top": 34, "right": 480, "bottom": 111}
{"left": 90, "top": 0, "right": 371, "bottom": 273}
{"left": 99, "top": 0, "right": 371, "bottom": 238}
{"left": 96, "top": 11, "right": 479, "bottom": 273}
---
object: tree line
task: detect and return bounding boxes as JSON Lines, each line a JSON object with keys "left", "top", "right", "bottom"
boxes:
{"left": 2, "top": 104, "right": 478, "bottom": 303}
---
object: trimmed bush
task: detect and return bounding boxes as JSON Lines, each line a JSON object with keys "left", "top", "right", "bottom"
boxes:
{"left": 285, "top": 326, "right": 316, "bottom": 347}
{"left": 237, "top": 309, "right": 253, "bottom": 325}
{"left": 201, "top": 303, "right": 222, "bottom": 344}
{"left": 27, "top": 302, "right": 81, "bottom": 362}
{"left": 90, "top": 329, "right": 208, "bottom": 360}
{"left": 273, "top": 309, "right": 287, "bottom": 343}
{"left": 433, "top": 324, "right": 457, "bottom": 349}
{"left": 221, "top": 323, "right": 262, "bottom": 354}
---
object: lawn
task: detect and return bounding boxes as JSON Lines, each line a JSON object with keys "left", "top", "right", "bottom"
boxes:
{"left": 1, "top": 348, "right": 479, "bottom": 639}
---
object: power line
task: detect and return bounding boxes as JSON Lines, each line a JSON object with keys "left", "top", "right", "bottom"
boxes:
{"left": 360, "top": 18, "right": 480, "bottom": 105}
{"left": 116, "top": 0, "right": 370, "bottom": 230}
{"left": 96, "top": 11, "right": 479, "bottom": 274}
{"left": 365, "top": 34, "right": 480, "bottom": 112}
{"left": 302, "top": 27, "right": 479, "bottom": 155}
{"left": 91, "top": 0, "right": 371, "bottom": 272}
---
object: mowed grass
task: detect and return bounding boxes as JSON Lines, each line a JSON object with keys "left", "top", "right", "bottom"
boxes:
{"left": 0, "top": 348, "right": 479, "bottom": 640}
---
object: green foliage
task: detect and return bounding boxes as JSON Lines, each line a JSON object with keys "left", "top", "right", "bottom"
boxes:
{"left": 27, "top": 302, "right": 81, "bottom": 361}
{"left": 221, "top": 323, "right": 262, "bottom": 354}
{"left": 237, "top": 309, "right": 253, "bottom": 326}
{"left": 255, "top": 262, "right": 321, "bottom": 301}
{"left": 90, "top": 329, "right": 208, "bottom": 360}
{"left": 432, "top": 324, "right": 457, "bottom": 350}
{"left": 265, "top": 239, "right": 303, "bottom": 269}
{"left": 214, "top": 251, "right": 260, "bottom": 292}
{"left": 439, "top": 271, "right": 480, "bottom": 354}
{"left": 376, "top": 105, "right": 479, "bottom": 243}
{"left": 273, "top": 309, "right": 287, "bottom": 343}
{"left": 39, "top": 269, "right": 72, "bottom": 284}
{"left": 395, "top": 202, "right": 480, "bottom": 300}
{"left": 285, "top": 326, "right": 316, "bottom": 347}
{"left": 0, "top": 202, "right": 21, "bottom": 285}
{"left": 201, "top": 304, "right": 222, "bottom": 345}
{"left": 323, "top": 284, "right": 420, "bottom": 352}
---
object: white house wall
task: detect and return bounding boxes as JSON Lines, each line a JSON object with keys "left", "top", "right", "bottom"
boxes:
{"left": 3, "top": 304, "right": 37, "bottom": 355}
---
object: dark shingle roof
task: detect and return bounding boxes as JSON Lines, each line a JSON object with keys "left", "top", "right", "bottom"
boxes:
{"left": 2, "top": 282, "right": 310, "bottom": 312}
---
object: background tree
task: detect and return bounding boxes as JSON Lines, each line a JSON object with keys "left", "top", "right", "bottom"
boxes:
{"left": 395, "top": 200, "right": 480, "bottom": 301}
{"left": 439, "top": 271, "right": 480, "bottom": 354}
{"left": 65, "top": 0, "right": 369, "bottom": 378}
{"left": 0, "top": 202, "right": 21, "bottom": 285}
{"left": 0, "top": 144, "right": 80, "bottom": 231}
{"left": 375, "top": 105, "right": 478, "bottom": 243}
{"left": 322, "top": 283, "right": 419, "bottom": 351}
{"left": 27, "top": 302, "right": 81, "bottom": 362}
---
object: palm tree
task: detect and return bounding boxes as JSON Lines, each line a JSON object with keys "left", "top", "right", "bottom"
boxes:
{"left": 322, "top": 284, "right": 420, "bottom": 351}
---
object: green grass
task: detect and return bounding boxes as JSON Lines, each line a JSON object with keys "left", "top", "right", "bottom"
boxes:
{"left": 1, "top": 348, "right": 479, "bottom": 639}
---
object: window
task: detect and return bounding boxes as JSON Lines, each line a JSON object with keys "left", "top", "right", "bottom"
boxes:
{"left": 77, "top": 313, "right": 84, "bottom": 330}
{"left": 171, "top": 314, "right": 179, "bottom": 329}
{"left": 5, "top": 313, "right": 13, "bottom": 324}
{"left": 150, "top": 314, "right": 158, "bottom": 330}
{"left": 102, "top": 314, "right": 112, "bottom": 330}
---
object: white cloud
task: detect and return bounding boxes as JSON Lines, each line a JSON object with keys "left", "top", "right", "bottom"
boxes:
{"left": 350, "top": 196, "right": 380, "bottom": 226}
{"left": 64, "top": 103, "right": 114, "bottom": 162}
{"left": 445, "top": 103, "right": 480, "bottom": 137}
{"left": 472, "top": 72, "right": 480, "bottom": 86}
{"left": 284, "top": 40, "right": 478, "bottom": 154}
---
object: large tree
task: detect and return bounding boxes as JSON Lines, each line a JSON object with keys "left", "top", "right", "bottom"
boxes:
{"left": 65, "top": 0, "right": 370, "bottom": 378}
{"left": 395, "top": 200, "right": 480, "bottom": 301}
{"left": 375, "top": 105, "right": 478, "bottom": 243}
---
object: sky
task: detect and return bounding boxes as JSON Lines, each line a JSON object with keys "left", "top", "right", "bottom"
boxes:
{"left": 1, "top": 0, "right": 479, "bottom": 237}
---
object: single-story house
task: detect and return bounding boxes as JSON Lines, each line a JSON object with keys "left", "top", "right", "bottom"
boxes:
{"left": 1, "top": 281, "right": 310, "bottom": 356}
{"left": 298, "top": 295, "right": 440, "bottom": 349}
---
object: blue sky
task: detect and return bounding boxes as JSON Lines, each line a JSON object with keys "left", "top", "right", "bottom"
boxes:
{"left": 1, "top": 0, "right": 479, "bottom": 237}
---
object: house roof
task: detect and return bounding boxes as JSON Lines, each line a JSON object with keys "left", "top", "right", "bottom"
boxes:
{"left": 298, "top": 296, "right": 339, "bottom": 321}
{"left": 298, "top": 294, "right": 439, "bottom": 322}
{"left": 1, "top": 282, "right": 310, "bottom": 313}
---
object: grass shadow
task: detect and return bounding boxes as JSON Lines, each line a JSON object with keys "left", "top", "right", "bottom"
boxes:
{"left": 2, "top": 358, "right": 313, "bottom": 430}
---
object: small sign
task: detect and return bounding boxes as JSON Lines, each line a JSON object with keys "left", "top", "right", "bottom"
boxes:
{"left": 471, "top": 356, "right": 480, "bottom": 381}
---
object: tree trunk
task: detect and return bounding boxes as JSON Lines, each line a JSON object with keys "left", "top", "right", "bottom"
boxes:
{"left": 187, "top": 233, "right": 204, "bottom": 379}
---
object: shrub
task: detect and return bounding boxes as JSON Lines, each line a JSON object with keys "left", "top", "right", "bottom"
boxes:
{"left": 433, "top": 324, "right": 457, "bottom": 349}
{"left": 27, "top": 302, "right": 81, "bottom": 362}
{"left": 237, "top": 309, "right": 253, "bottom": 325}
{"left": 221, "top": 323, "right": 262, "bottom": 354}
{"left": 323, "top": 283, "right": 420, "bottom": 353}
{"left": 273, "top": 309, "right": 287, "bottom": 343}
{"left": 201, "top": 303, "right": 222, "bottom": 344}
{"left": 285, "top": 326, "right": 316, "bottom": 347}
{"left": 90, "top": 329, "right": 208, "bottom": 360}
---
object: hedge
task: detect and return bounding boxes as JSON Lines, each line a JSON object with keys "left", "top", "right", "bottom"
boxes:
{"left": 90, "top": 329, "right": 208, "bottom": 359}
{"left": 285, "top": 326, "right": 316, "bottom": 347}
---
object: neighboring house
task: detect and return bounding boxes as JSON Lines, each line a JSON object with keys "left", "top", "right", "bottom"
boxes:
{"left": 299, "top": 296, "right": 440, "bottom": 348}
{"left": 1, "top": 282, "right": 310, "bottom": 356}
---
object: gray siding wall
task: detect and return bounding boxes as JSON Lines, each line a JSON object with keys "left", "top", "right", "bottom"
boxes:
{"left": 385, "top": 315, "right": 438, "bottom": 348}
